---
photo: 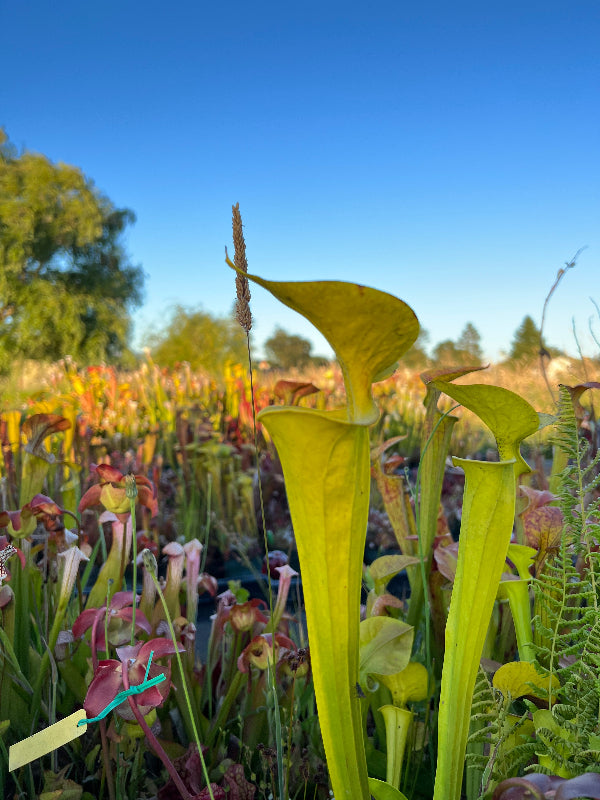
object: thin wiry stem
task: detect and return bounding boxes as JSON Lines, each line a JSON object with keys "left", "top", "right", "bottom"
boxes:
{"left": 90, "top": 603, "right": 116, "bottom": 800}
{"left": 231, "top": 203, "right": 285, "bottom": 799}
{"left": 539, "top": 248, "right": 585, "bottom": 403}
{"left": 572, "top": 317, "right": 590, "bottom": 383}
{"left": 246, "top": 337, "right": 273, "bottom": 613}
{"left": 589, "top": 297, "right": 600, "bottom": 354}
{"left": 589, "top": 315, "right": 600, "bottom": 352}
{"left": 571, "top": 319, "right": 597, "bottom": 445}
{"left": 245, "top": 330, "right": 286, "bottom": 800}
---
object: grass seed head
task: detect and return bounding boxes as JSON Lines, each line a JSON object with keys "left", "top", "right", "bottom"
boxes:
{"left": 232, "top": 202, "right": 252, "bottom": 333}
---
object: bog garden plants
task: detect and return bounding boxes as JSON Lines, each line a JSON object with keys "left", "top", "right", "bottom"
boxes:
{"left": 1, "top": 213, "right": 600, "bottom": 799}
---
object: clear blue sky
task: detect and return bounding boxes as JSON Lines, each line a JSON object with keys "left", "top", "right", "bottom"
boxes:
{"left": 1, "top": 1, "right": 599, "bottom": 361}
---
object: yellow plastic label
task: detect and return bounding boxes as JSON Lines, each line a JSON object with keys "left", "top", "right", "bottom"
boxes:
{"left": 9, "top": 711, "right": 87, "bottom": 771}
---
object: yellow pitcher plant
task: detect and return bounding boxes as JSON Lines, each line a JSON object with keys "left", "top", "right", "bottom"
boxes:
{"left": 431, "top": 381, "right": 541, "bottom": 800}
{"left": 227, "top": 259, "right": 419, "bottom": 800}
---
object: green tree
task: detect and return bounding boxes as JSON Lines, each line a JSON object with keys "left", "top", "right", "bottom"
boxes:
{"left": 456, "top": 322, "right": 483, "bottom": 362}
{"left": 0, "top": 130, "right": 143, "bottom": 370}
{"left": 431, "top": 339, "right": 463, "bottom": 364}
{"left": 432, "top": 323, "right": 484, "bottom": 365}
{"left": 507, "top": 315, "right": 556, "bottom": 364}
{"left": 402, "top": 327, "right": 431, "bottom": 368}
{"left": 148, "top": 305, "right": 248, "bottom": 373}
{"left": 264, "top": 327, "right": 313, "bottom": 369}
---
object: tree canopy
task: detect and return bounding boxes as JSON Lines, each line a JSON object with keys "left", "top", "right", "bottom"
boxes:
{"left": 264, "top": 327, "right": 313, "bottom": 369}
{"left": 0, "top": 130, "right": 143, "bottom": 371}
{"left": 508, "top": 315, "right": 541, "bottom": 363}
{"left": 456, "top": 322, "right": 483, "bottom": 362}
{"left": 402, "top": 327, "right": 431, "bottom": 368}
{"left": 148, "top": 305, "right": 248, "bottom": 373}
{"left": 507, "top": 315, "right": 562, "bottom": 364}
{"left": 432, "top": 322, "right": 484, "bottom": 365}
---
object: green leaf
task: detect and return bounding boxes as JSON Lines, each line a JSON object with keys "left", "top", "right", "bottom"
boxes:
{"left": 228, "top": 261, "right": 419, "bottom": 423}
{"left": 245, "top": 266, "right": 421, "bottom": 800}
{"left": 57, "top": 660, "right": 89, "bottom": 706}
{"left": 259, "top": 406, "right": 372, "bottom": 800}
{"left": 434, "top": 458, "right": 517, "bottom": 800}
{"left": 378, "top": 662, "right": 430, "bottom": 706}
{"left": 84, "top": 744, "right": 101, "bottom": 774}
{"left": 368, "top": 777, "right": 409, "bottom": 800}
{"left": 369, "top": 555, "right": 421, "bottom": 595}
{"left": 533, "top": 708, "right": 578, "bottom": 778}
{"left": 506, "top": 543, "right": 537, "bottom": 580}
{"left": 407, "top": 376, "right": 460, "bottom": 627}
{"left": 537, "top": 412, "right": 557, "bottom": 430}
{"left": 493, "top": 661, "right": 559, "bottom": 701}
{"left": 0, "top": 625, "right": 33, "bottom": 692}
{"left": 378, "top": 706, "right": 413, "bottom": 789}
{"left": 359, "top": 616, "right": 414, "bottom": 680}
{"left": 41, "top": 768, "right": 84, "bottom": 800}
{"left": 432, "top": 381, "right": 540, "bottom": 475}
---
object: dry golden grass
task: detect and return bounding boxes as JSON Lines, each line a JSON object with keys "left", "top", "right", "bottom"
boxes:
{"left": 2, "top": 354, "right": 597, "bottom": 462}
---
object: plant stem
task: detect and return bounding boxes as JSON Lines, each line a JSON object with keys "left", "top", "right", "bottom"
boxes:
{"left": 99, "top": 720, "right": 116, "bottom": 800}
{"left": 244, "top": 335, "right": 285, "bottom": 800}
{"left": 122, "top": 668, "right": 194, "bottom": 800}
{"left": 89, "top": 604, "right": 116, "bottom": 800}
{"left": 129, "top": 499, "right": 137, "bottom": 645}
{"left": 246, "top": 337, "right": 273, "bottom": 616}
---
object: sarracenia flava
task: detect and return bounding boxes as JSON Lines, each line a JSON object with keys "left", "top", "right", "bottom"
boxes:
{"left": 227, "top": 257, "right": 418, "bottom": 800}
{"left": 431, "top": 381, "right": 541, "bottom": 800}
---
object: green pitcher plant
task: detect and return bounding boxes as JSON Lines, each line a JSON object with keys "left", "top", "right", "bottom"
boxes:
{"left": 227, "top": 257, "right": 419, "bottom": 800}
{"left": 407, "top": 367, "right": 486, "bottom": 632}
{"left": 497, "top": 543, "right": 537, "bottom": 663}
{"left": 430, "top": 381, "right": 541, "bottom": 800}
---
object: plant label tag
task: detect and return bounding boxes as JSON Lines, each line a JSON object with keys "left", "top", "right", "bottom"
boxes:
{"left": 9, "top": 711, "right": 87, "bottom": 771}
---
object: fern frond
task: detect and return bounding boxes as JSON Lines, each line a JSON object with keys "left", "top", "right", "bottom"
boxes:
{"left": 528, "top": 387, "right": 600, "bottom": 777}
{"left": 467, "top": 669, "right": 539, "bottom": 797}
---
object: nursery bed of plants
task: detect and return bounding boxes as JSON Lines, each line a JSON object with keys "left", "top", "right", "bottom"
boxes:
{"left": 2, "top": 227, "right": 600, "bottom": 800}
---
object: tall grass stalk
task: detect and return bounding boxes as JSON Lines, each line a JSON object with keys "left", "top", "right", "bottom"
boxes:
{"left": 102, "top": 580, "right": 116, "bottom": 800}
{"left": 231, "top": 203, "right": 286, "bottom": 800}
{"left": 126, "top": 477, "right": 138, "bottom": 645}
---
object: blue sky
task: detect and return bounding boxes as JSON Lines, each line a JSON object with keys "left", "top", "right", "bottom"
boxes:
{"left": 1, "top": 1, "right": 599, "bottom": 361}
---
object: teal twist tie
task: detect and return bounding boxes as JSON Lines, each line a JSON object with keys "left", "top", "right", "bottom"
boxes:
{"left": 78, "top": 650, "right": 165, "bottom": 726}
